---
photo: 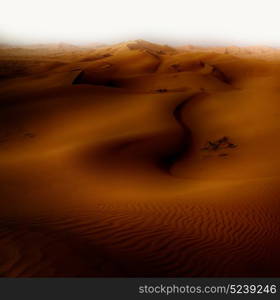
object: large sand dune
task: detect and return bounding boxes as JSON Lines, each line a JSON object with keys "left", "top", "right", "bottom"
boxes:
{"left": 0, "top": 40, "right": 280, "bottom": 276}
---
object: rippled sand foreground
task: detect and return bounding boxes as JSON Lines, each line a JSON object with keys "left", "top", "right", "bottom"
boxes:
{"left": 0, "top": 40, "right": 280, "bottom": 276}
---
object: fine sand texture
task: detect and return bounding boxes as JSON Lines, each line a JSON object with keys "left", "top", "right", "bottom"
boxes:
{"left": 1, "top": 40, "right": 280, "bottom": 276}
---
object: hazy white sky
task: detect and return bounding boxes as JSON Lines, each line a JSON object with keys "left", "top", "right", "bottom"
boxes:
{"left": 1, "top": 0, "right": 280, "bottom": 46}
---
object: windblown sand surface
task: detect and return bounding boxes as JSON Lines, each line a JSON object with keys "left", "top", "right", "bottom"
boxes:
{"left": 1, "top": 40, "right": 280, "bottom": 277}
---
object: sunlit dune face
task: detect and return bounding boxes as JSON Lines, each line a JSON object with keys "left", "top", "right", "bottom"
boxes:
{"left": 1, "top": 40, "right": 280, "bottom": 277}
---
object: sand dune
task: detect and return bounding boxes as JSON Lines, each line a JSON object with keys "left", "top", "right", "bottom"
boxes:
{"left": 0, "top": 40, "right": 280, "bottom": 277}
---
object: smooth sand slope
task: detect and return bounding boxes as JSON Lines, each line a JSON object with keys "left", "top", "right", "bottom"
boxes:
{"left": 0, "top": 40, "right": 280, "bottom": 276}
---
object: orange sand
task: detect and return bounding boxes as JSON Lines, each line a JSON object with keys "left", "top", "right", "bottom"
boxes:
{"left": 0, "top": 40, "right": 280, "bottom": 276}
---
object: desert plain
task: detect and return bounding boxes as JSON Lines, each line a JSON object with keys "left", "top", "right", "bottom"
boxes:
{"left": 0, "top": 40, "right": 280, "bottom": 276}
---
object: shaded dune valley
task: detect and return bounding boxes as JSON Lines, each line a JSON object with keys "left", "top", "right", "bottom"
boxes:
{"left": 1, "top": 40, "right": 280, "bottom": 277}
